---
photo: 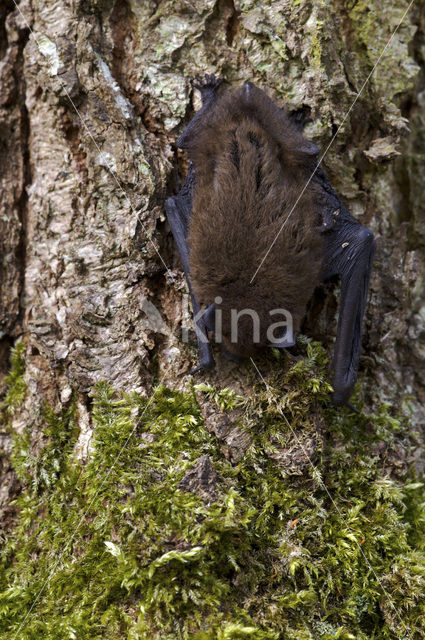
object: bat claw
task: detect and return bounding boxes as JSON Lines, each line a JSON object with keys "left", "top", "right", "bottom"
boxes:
{"left": 190, "top": 364, "right": 204, "bottom": 375}
{"left": 191, "top": 73, "right": 223, "bottom": 94}
{"left": 345, "top": 400, "right": 360, "bottom": 414}
{"left": 333, "top": 390, "right": 361, "bottom": 413}
{"left": 190, "top": 358, "right": 215, "bottom": 375}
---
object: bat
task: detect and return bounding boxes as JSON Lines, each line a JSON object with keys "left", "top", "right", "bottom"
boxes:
{"left": 165, "top": 75, "right": 376, "bottom": 408}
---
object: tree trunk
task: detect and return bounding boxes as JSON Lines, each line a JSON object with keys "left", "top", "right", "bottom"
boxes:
{"left": 1, "top": 0, "right": 425, "bottom": 638}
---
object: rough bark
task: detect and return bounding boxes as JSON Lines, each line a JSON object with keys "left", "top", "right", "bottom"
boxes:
{"left": 0, "top": 0, "right": 425, "bottom": 636}
{"left": 1, "top": 0, "right": 424, "bottom": 417}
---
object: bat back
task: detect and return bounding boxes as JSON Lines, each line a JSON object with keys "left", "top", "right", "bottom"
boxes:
{"left": 187, "top": 84, "right": 324, "bottom": 338}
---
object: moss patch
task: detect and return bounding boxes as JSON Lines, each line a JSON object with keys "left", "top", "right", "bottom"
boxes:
{"left": 2, "top": 341, "right": 26, "bottom": 415}
{"left": 0, "top": 342, "right": 424, "bottom": 639}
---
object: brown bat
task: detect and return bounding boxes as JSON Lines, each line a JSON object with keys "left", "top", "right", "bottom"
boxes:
{"left": 165, "top": 75, "right": 376, "bottom": 408}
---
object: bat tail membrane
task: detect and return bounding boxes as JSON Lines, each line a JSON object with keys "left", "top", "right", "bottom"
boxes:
{"left": 323, "top": 224, "right": 376, "bottom": 407}
{"left": 165, "top": 196, "right": 215, "bottom": 372}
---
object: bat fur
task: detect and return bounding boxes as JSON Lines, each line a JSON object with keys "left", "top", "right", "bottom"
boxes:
{"left": 187, "top": 82, "right": 324, "bottom": 357}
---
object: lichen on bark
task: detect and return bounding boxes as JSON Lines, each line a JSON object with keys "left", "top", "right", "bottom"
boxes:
{"left": 1, "top": 0, "right": 423, "bottom": 427}
{"left": 0, "top": 0, "right": 425, "bottom": 637}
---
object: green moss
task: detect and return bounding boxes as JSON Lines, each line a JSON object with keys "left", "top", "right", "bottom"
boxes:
{"left": 347, "top": 0, "right": 419, "bottom": 96}
{"left": 0, "top": 341, "right": 424, "bottom": 638}
{"left": 2, "top": 342, "right": 26, "bottom": 415}
{"left": 306, "top": 16, "right": 323, "bottom": 70}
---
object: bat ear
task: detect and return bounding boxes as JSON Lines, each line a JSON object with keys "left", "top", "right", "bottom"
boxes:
{"left": 202, "top": 303, "right": 216, "bottom": 331}
{"left": 268, "top": 333, "right": 296, "bottom": 349}
{"left": 299, "top": 141, "right": 319, "bottom": 156}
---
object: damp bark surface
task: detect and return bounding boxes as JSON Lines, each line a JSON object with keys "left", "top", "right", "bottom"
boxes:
{"left": 0, "top": 0, "right": 425, "bottom": 637}
{"left": 0, "top": 0, "right": 424, "bottom": 419}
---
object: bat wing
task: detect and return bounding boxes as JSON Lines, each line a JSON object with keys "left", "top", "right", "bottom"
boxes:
{"left": 317, "top": 168, "right": 376, "bottom": 407}
{"left": 165, "top": 164, "right": 214, "bottom": 372}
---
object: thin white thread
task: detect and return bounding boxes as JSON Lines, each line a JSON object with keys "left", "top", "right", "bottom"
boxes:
{"left": 250, "top": 0, "right": 414, "bottom": 284}
{"left": 11, "top": 0, "right": 171, "bottom": 276}
{"left": 8, "top": 0, "right": 415, "bottom": 634}
{"left": 250, "top": 356, "right": 414, "bottom": 639}
{"left": 12, "top": 363, "right": 173, "bottom": 639}
{"left": 8, "top": 2, "right": 174, "bottom": 633}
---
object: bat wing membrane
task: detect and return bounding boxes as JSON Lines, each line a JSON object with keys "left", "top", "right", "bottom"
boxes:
{"left": 165, "top": 165, "right": 214, "bottom": 371}
{"left": 317, "top": 168, "right": 376, "bottom": 406}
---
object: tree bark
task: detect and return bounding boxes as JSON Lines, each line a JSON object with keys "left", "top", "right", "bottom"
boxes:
{"left": 1, "top": 0, "right": 423, "bottom": 422}
{"left": 1, "top": 1, "right": 425, "bottom": 420}
{"left": 0, "top": 0, "right": 425, "bottom": 634}
{"left": 1, "top": 0, "right": 425, "bottom": 515}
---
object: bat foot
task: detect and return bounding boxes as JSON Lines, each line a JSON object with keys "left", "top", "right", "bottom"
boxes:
{"left": 190, "top": 358, "right": 215, "bottom": 375}
{"left": 289, "top": 106, "right": 313, "bottom": 131}
{"left": 331, "top": 389, "right": 360, "bottom": 413}
{"left": 344, "top": 400, "right": 360, "bottom": 414}
{"left": 191, "top": 74, "right": 223, "bottom": 97}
